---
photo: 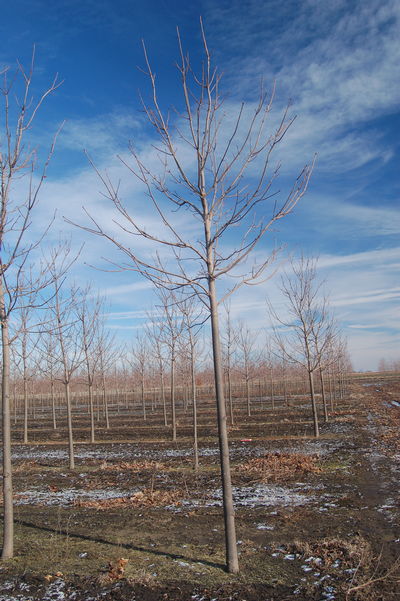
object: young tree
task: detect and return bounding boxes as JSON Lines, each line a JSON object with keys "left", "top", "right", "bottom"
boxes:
{"left": 78, "top": 23, "right": 313, "bottom": 572}
{"left": 50, "top": 281, "right": 84, "bottom": 469}
{"left": 38, "top": 327, "right": 60, "bottom": 430}
{"left": 177, "top": 294, "right": 205, "bottom": 470}
{"left": 75, "top": 287, "right": 106, "bottom": 443}
{"left": 269, "top": 256, "right": 337, "bottom": 437}
{"left": 154, "top": 286, "right": 184, "bottom": 441}
{"left": 129, "top": 334, "right": 150, "bottom": 421}
{"left": 222, "top": 303, "right": 237, "bottom": 426}
{"left": 145, "top": 310, "right": 168, "bottom": 427}
{"left": 236, "top": 320, "right": 259, "bottom": 417}
{"left": 96, "top": 329, "right": 118, "bottom": 429}
{"left": 13, "top": 303, "right": 40, "bottom": 443}
{"left": 0, "top": 55, "right": 61, "bottom": 559}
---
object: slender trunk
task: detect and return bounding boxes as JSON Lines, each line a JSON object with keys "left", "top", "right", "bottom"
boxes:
{"left": 65, "top": 381, "right": 75, "bottom": 469}
{"left": 161, "top": 368, "right": 167, "bottom": 427}
{"left": 51, "top": 378, "right": 57, "bottom": 429}
{"left": 228, "top": 367, "right": 234, "bottom": 426}
{"left": 23, "top": 376, "right": 28, "bottom": 444}
{"left": 308, "top": 369, "right": 319, "bottom": 438}
{"left": 1, "top": 312, "right": 14, "bottom": 559}
{"left": 89, "top": 380, "right": 95, "bottom": 443}
{"left": 283, "top": 373, "right": 288, "bottom": 406}
{"left": 191, "top": 345, "right": 199, "bottom": 471}
{"left": 246, "top": 365, "right": 251, "bottom": 417}
{"left": 328, "top": 372, "right": 334, "bottom": 412}
{"left": 171, "top": 351, "right": 176, "bottom": 441}
{"left": 320, "top": 368, "right": 328, "bottom": 423}
{"left": 13, "top": 383, "right": 17, "bottom": 426}
{"left": 141, "top": 373, "right": 146, "bottom": 421}
{"left": 209, "top": 277, "right": 239, "bottom": 574}
{"left": 102, "top": 374, "right": 110, "bottom": 429}
{"left": 339, "top": 371, "right": 345, "bottom": 402}
{"left": 270, "top": 368, "right": 275, "bottom": 410}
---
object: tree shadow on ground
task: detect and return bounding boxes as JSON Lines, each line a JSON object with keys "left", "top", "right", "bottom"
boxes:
{"left": 14, "top": 519, "right": 225, "bottom": 571}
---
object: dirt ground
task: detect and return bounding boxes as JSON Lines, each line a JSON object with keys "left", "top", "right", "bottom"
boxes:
{"left": 0, "top": 375, "right": 399, "bottom": 600}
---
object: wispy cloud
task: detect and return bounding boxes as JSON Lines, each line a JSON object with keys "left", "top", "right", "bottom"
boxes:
{"left": 59, "top": 110, "right": 142, "bottom": 155}
{"left": 318, "top": 247, "right": 400, "bottom": 269}
{"left": 205, "top": 0, "right": 400, "bottom": 172}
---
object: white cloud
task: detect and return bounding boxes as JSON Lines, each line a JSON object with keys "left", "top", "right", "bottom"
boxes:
{"left": 318, "top": 247, "right": 400, "bottom": 269}
{"left": 205, "top": 0, "right": 400, "bottom": 173}
{"left": 59, "top": 110, "right": 142, "bottom": 155}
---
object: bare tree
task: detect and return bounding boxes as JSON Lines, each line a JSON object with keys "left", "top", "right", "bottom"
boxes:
{"left": 96, "top": 329, "right": 118, "bottom": 429}
{"left": 0, "top": 54, "right": 61, "bottom": 559}
{"left": 269, "top": 256, "right": 337, "bottom": 438}
{"left": 39, "top": 327, "right": 59, "bottom": 430}
{"left": 75, "top": 287, "right": 106, "bottom": 443}
{"left": 145, "top": 310, "right": 168, "bottom": 427}
{"left": 222, "top": 303, "right": 237, "bottom": 426}
{"left": 13, "top": 303, "right": 40, "bottom": 443}
{"left": 130, "top": 334, "right": 150, "bottom": 421}
{"left": 236, "top": 320, "right": 259, "bottom": 417}
{"left": 77, "top": 23, "right": 313, "bottom": 572}
{"left": 177, "top": 295, "right": 205, "bottom": 470}
{"left": 49, "top": 281, "right": 84, "bottom": 469}
{"left": 154, "top": 287, "right": 184, "bottom": 441}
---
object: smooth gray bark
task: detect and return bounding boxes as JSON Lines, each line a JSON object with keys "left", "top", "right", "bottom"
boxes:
{"left": 1, "top": 307, "right": 14, "bottom": 559}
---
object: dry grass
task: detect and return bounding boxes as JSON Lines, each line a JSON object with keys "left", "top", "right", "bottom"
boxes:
{"left": 236, "top": 452, "right": 321, "bottom": 482}
{"left": 13, "top": 460, "right": 39, "bottom": 473}
{"left": 289, "top": 536, "right": 373, "bottom": 570}
{"left": 99, "top": 460, "right": 167, "bottom": 472}
{"left": 286, "top": 537, "right": 400, "bottom": 600}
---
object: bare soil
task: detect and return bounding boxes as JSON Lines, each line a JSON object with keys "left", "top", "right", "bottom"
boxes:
{"left": 0, "top": 376, "right": 399, "bottom": 600}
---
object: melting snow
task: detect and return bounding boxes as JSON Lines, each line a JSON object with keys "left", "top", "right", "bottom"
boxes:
{"left": 14, "top": 487, "right": 139, "bottom": 507}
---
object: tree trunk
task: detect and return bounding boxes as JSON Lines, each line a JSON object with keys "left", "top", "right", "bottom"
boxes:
{"left": 328, "top": 372, "right": 334, "bottom": 411}
{"left": 141, "top": 374, "right": 146, "bottom": 421}
{"left": 102, "top": 375, "right": 110, "bottom": 429}
{"left": 270, "top": 368, "right": 275, "bottom": 410}
{"left": 209, "top": 277, "right": 239, "bottom": 574}
{"left": 161, "top": 369, "right": 167, "bottom": 427}
{"left": 1, "top": 311, "right": 14, "bottom": 559}
{"left": 23, "top": 376, "right": 28, "bottom": 444}
{"left": 51, "top": 378, "right": 57, "bottom": 430}
{"left": 89, "top": 381, "right": 95, "bottom": 443}
{"left": 320, "top": 368, "right": 328, "bottom": 423}
{"left": 191, "top": 347, "right": 199, "bottom": 471}
{"left": 228, "top": 368, "right": 234, "bottom": 426}
{"left": 246, "top": 371, "right": 251, "bottom": 417}
{"left": 283, "top": 374, "right": 288, "bottom": 407}
{"left": 171, "top": 352, "right": 176, "bottom": 441}
{"left": 308, "top": 369, "right": 319, "bottom": 438}
{"left": 65, "top": 381, "right": 75, "bottom": 469}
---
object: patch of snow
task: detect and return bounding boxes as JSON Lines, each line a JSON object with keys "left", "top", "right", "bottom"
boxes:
{"left": 171, "top": 484, "right": 315, "bottom": 510}
{"left": 256, "top": 523, "right": 274, "bottom": 530}
{"left": 42, "top": 578, "right": 66, "bottom": 601}
{"left": 14, "top": 486, "right": 139, "bottom": 507}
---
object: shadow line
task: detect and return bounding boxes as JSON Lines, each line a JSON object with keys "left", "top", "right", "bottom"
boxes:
{"left": 15, "top": 519, "right": 225, "bottom": 571}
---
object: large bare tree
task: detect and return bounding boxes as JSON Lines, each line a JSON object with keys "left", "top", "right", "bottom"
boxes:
{"left": 77, "top": 22, "right": 313, "bottom": 572}
{"left": 0, "top": 54, "right": 61, "bottom": 559}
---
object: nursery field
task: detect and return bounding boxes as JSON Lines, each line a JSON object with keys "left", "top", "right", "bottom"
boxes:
{"left": 0, "top": 375, "right": 399, "bottom": 600}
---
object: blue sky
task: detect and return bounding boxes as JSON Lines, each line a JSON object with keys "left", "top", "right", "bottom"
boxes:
{"left": 2, "top": 0, "right": 399, "bottom": 370}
